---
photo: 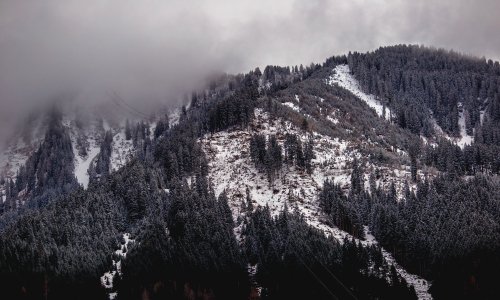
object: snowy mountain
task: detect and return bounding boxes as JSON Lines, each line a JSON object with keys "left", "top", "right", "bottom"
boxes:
{"left": 1, "top": 45, "right": 500, "bottom": 300}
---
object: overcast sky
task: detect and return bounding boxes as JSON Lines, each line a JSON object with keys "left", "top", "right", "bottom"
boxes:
{"left": 0, "top": 0, "right": 499, "bottom": 142}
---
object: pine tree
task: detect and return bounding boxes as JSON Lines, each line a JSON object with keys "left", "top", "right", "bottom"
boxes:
{"left": 125, "top": 119, "right": 132, "bottom": 140}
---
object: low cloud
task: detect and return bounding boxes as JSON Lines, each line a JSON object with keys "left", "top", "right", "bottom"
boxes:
{"left": 0, "top": 0, "right": 499, "bottom": 144}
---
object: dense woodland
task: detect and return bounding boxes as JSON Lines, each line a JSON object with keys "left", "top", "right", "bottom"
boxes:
{"left": 0, "top": 45, "right": 499, "bottom": 299}
{"left": 318, "top": 162, "right": 500, "bottom": 299}
{"left": 346, "top": 45, "right": 500, "bottom": 140}
{"left": 243, "top": 206, "right": 417, "bottom": 299}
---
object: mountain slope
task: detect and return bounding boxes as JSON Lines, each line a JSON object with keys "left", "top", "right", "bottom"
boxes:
{"left": 201, "top": 107, "right": 432, "bottom": 299}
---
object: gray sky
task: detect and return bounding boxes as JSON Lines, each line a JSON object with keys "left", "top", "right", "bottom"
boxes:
{"left": 0, "top": 0, "right": 499, "bottom": 143}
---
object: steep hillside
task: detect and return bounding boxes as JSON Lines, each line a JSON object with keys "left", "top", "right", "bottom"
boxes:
{"left": 201, "top": 108, "right": 432, "bottom": 298}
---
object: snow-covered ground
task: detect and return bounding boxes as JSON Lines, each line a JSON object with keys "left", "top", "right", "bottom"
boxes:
{"left": 281, "top": 94, "right": 301, "bottom": 112}
{"left": 110, "top": 130, "right": 134, "bottom": 172}
{"left": 201, "top": 109, "right": 357, "bottom": 220}
{"left": 101, "top": 233, "right": 135, "bottom": 300}
{"left": 328, "top": 65, "right": 392, "bottom": 120}
{"left": 202, "top": 108, "right": 418, "bottom": 214}
{"left": 200, "top": 108, "right": 430, "bottom": 298}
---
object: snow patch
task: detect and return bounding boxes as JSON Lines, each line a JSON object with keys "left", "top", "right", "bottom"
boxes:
{"left": 327, "top": 115, "right": 339, "bottom": 124}
{"left": 282, "top": 102, "right": 300, "bottom": 112}
{"left": 328, "top": 65, "right": 391, "bottom": 120}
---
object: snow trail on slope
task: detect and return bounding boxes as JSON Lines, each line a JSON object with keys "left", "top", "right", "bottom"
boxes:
{"left": 456, "top": 103, "right": 473, "bottom": 148}
{"left": 363, "top": 226, "right": 432, "bottom": 300}
{"left": 328, "top": 65, "right": 391, "bottom": 120}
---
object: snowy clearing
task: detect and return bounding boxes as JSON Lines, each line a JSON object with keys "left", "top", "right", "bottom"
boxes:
{"left": 201, "top": 109, "right": 358, "bottom": 218}
{"left": 73, "top": 143, "right": 99, "bottom": 189}
{"left": 69, "top": 127, "right": 100, "bottom": 189}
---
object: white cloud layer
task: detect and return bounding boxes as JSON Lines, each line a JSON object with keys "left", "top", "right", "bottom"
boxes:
{"left": 0, "top": 0, "right": 499, "bottom": 143}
